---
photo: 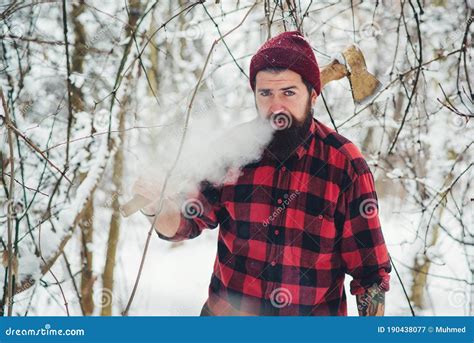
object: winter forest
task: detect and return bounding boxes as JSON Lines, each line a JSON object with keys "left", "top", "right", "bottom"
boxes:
{"left": 0, "top": 0, "right": 472, "bottom": 317}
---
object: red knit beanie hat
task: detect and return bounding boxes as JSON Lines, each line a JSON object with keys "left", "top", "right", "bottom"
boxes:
{"left": 249, "top": 31, "right": 321, "bottom": 95}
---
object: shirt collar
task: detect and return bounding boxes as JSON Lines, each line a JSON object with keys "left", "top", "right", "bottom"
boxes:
{"left": 295, "top": 118, "right": 316, "bottom": 160}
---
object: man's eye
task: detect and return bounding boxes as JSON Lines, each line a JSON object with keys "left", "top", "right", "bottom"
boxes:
{"left": 284, "top": 90, "right": 295, "bottom": 96}
{"left": 260, "top": 91, "right": 270, "bottom": 97}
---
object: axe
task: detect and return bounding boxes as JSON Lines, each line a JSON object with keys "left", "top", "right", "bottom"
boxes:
{"left": 320, "top": 44, "right": 382, "bottom": 104}
{"left": 120, "top": 45, "right": 381, "bottom": 218}
{"left": 121, "top": 193, "right": 155, "bottom": 218}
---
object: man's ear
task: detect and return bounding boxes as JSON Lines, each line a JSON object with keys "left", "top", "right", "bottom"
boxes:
{"left": 311, "top": 89, "right": 317, "bottom": 106}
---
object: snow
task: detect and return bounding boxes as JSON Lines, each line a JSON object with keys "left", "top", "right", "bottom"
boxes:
{"left": 1, "top": 0, "right": 472, "bottom": 317}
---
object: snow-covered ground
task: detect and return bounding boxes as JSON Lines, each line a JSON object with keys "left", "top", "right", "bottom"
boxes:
{"left": 1, "top": 0, "right": 472, "bottom": 317}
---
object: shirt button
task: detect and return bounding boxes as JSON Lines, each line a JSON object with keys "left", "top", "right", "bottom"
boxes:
{"left": 271, "top": 261, "right": 276, "bottom": 267}
{"left": 318, "top": 214, "right": 323, "bottom": 219}
{"left": 274, "top": 229, "right": 279, "bottom": 235}
{"left": 277, "top": 198, "right": 283, "bottom": 204}
{"left": 281, "top": 166, "right": 287, "bottom": 172}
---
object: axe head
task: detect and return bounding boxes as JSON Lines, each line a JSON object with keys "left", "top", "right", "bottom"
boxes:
{"left": 341, "top": 45, "right": 382, "bottom": 105}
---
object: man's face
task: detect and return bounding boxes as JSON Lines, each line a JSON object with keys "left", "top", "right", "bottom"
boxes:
{"left": 254, "top": 69, "right": 317, "bottom": 126}
{"left": 254, "top": 69, "right": 318, "bottom": 162}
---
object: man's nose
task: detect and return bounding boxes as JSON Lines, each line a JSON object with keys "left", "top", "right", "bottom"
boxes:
{"left": 268, "top": 104, "right": 288, "bottom": 115}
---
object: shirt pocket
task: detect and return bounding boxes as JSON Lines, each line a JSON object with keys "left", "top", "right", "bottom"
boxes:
{"left": 303, "top": 212, "right": 337, "bottom": 254}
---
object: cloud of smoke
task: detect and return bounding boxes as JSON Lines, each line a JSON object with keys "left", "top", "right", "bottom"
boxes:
{"left": 136, "top": 113, "right": 275, "bottom": 210}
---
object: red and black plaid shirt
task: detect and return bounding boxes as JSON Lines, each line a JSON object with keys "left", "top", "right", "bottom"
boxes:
{"left": 158, "top": 118, "right": 391, "bottom": 316}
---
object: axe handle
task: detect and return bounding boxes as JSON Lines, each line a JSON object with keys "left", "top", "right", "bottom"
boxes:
{"left": 320, "top": 60, "right": 348, "bottom": 89}
{"left": 121, "top": 194, "right": 153, "bottom": 217}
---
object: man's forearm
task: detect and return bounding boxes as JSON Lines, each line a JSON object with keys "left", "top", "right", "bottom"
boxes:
{"left": 356, "top": 283, "right": 385, "bottom": 316}
{"left": 143, "top": 199, "right": 181, "bottom": 237}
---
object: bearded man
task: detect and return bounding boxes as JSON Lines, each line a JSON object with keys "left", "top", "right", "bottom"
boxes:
{"left": 134, "top": 31, "right": 391, "bottom": 316}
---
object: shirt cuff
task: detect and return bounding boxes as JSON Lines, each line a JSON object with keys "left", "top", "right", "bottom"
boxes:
{"left": 349, "top": 268, "right": 391, "bottom": 295}
{"left": 156, "top": 215, "right": 192, "bottom": 242}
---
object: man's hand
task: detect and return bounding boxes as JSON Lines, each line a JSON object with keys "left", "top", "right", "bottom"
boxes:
{"left": 131, "top": 175, "right": 163, "bottom": 212}
{"left": 356, "top": 283, "right": 385, "bottom": 316}
{"left": 131, "top": 176, "right": 182, "bottom": 238}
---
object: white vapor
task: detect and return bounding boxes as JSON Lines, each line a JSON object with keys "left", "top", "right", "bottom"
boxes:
{"left": 138, "top": 113, "right": 275, "bottom": 207}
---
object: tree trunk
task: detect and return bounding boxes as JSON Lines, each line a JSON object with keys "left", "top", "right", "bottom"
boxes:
{"left": 101, "top": 0, "right": 141, "bottom": 316}
{"left": 70, "top": 0, "right": 96, "bottom": 315}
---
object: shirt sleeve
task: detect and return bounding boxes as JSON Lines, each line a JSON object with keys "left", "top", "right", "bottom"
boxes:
{"left": 157, "top": 181, "right": 222, "bottom": 242}
{"left": 336, "top": 168, "right": 391, "bottom": 295}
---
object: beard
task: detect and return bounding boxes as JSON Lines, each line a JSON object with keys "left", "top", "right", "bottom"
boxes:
{"left": 265, "top": 102, "right": 313, "bottom": 163}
